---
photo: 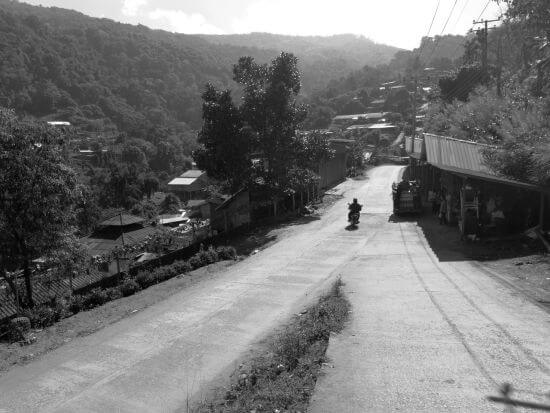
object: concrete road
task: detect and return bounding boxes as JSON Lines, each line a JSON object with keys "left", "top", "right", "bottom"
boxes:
{"left": 2, "top": 165, "right": 549, "bottom": 412}
{"left": 0, "top": 173, "right": 370, "bottom": 412}
{"left": 309, "top": 166, "right": 550, "bottom": 412}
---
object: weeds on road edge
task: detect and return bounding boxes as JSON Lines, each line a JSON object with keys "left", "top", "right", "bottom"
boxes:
{"left": 194, "top": 278, "right": 350, "bottom": 413}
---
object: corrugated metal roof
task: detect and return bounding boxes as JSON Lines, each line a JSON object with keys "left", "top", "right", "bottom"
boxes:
{"left": 82, "top": 226, "right": 161, "bottom": 257}
{"left": 181, "top": 170, "right": 204, "bottom": 178}
{"left": 333, "top": 112, "right": 385, "bottom": 121}
{"left": 424, "top": 134, "right": 539, "bottom": 190}
{"left": 168, "top": 177, "right": 198, "bottom": 186}
{"left": 100, "top": 214, "right": 144, "bottom": 227}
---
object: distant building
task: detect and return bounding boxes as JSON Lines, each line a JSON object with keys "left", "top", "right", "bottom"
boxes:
{"left": 167, "top": 170, "right": 208, "bottom": 201}
{"left": 330, "top": 112, "right": 388, "bottom": 130}
{"left": 211, "top": 190, "right": 251, "bottom": 234}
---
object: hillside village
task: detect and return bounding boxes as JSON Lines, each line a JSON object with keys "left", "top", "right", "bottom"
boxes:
{"left": 1, "top": 1, "right": 550, "bottom": 412}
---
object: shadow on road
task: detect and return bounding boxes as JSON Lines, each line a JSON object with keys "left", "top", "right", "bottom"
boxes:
{"left": 387, "top": 207, "right": 545, "bottom": 262}
{"left": 345, "top": 224, "right": 359, "bottom": 231}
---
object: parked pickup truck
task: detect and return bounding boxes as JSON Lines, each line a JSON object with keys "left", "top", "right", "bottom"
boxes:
{"left": 392, "top": 180, "right": 422, "bottom": 215}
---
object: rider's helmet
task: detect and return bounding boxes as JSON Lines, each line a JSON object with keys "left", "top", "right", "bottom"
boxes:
{"left": 353, "top": 198, "right": 358, "bottom": 203}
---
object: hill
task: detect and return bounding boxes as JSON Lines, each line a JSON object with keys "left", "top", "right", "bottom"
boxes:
{"left": 200, "top": 33, "right": 401, "bottom": 91}
{"left": 0, "top": 0, "right": 401, "bottom": 133}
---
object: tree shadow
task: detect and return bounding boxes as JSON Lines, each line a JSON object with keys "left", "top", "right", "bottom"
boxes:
{"left": 385, "top": 207, "right": 545, "bottom": 262}
{"left": 416, "top": 210, "right": 544, "bottom": 262}
{"left": 226, "top": 214, "right": 321, "bottom": 256}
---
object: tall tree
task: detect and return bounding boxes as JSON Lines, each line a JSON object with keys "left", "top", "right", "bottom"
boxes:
{"left": 233, "top": 52, "right": 308, "bottom": 196}
{"left": 0, "top": 109, "right": 79, "bottom": 306}
{"left": 194, "top": 84, "right": 252, "bottom": 192}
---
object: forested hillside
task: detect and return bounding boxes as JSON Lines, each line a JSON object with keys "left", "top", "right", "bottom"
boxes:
{"left": 201, "top": 33, "right": 400, "bottom": 91}
{"left": 303, "top": 34, "right": 467, "bottom": 127}
{"left": 0, "top": 0, "right": 400, "bottom": 133}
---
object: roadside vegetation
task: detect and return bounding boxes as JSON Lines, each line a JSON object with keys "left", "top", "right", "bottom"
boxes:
{"left": 3, "top": 246, "right": 237, "bottom": 344}
{"left": 194, "top": 279, "right": 350, "bottom": 413}
{"left": 425, "top": 0, "right": 550, "bottom": 188}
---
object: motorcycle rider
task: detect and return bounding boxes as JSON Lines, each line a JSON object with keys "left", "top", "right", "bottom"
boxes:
{"left": 348, "top": 198, "right": 362, "bottom": 222}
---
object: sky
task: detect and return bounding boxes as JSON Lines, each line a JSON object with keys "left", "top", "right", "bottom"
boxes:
{"left": 21, "top": 0, "right": 505, "bottom": 50}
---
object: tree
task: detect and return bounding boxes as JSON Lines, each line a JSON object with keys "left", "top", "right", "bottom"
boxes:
{"left": 439, "top": 66, "right": 487, "bottom": 102}
{"left": 233, "top": 53, "right": 308, "bottom": 198}
{"left": 160, "top": 193, "right": 181, "bottom": 214}
{"left": 142, "top": 173, "right": 160, "bottom": 199}
{"left": 0, "top": 109, "right": 79, "bottom": 306}
{"left": 194, "top": 84, "right": 252, "bottom": 192}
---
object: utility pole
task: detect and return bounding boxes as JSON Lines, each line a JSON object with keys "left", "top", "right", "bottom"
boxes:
{"left": 473, "top": 18, "right": 500, "bottom": 82}
{"left": 496, "top": 32, "right": 502, "bottom": 97}
{"left": 119, "top": 212, "right": 125, "bottom": 247}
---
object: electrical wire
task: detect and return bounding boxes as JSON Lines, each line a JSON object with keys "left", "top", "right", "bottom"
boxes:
{"left": 419, "top": 0, "right": 442, "bottom": 61}
{"left": 425, "top": 0, "right": 460, "bottom": 65}
{"left": 450, "top": 0, "right": 470, "bottom": 32}
{"left": 476, "top": 0, "right": 491, "bottom": 21}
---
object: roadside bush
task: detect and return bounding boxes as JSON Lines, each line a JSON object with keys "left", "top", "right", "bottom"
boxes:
{"left": 69, "top": 294, "right": 84, "bottom": 314}
{"left": 217, "top": 246, "right": 237, "bottom": 260}
{"left": 27, "top": 305, "right": 58, "bottom": 328}
{"left": 188, "top": 255, "right": 202, "bottom": 269}
{"left": 119, "top": 278, "right": 141, "bottom": 297}
{"left": 136, "top": 270, "right": 156, "bottom": 289}
{"left": 196, "top": 249, "right": 211, "bottom": 266}
{"left": 8, "top": 317, "right": 31, "bottom": 341}
{"left": 106, "top": 287, "right": 123, "bottom": 301}
{"left": 83, "top": 288, "right": 109, "bottom": 309}
{"left": 151, "top": 266, "right": 176, "bottom": 283}
{"left": 204, "top": 245, "right": 219, "bottom": 264}
{"left": 172, "top": 260, "right": 192, "bottom": 274}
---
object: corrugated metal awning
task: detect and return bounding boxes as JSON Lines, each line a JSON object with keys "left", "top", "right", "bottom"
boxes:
{"left": 424, "top": 134, "right": 540, "bottom": 191}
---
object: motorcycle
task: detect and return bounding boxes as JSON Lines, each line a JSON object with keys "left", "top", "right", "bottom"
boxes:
{"left": 349, "top": 212, "right": 360, "bottom": 226}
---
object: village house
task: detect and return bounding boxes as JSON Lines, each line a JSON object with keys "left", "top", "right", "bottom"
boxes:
{"left": 404, "top": 133, "right": 550, "bottom": 242}
{"left": 167, "top": 169, "right": 208, "bottom": 202}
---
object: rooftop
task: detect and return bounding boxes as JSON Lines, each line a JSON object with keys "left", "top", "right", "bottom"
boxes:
{"left": 99, "top": 214, "right": 145, "bottom": 227}
{"left": 333, "top": 112, "right": 386, "bottom": 121}
{"left": 424, "top": 134, "right": 539, "bottom": 190}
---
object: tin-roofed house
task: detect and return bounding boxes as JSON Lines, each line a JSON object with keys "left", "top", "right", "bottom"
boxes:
{"left": 167, "top": 170, "right": 208, "bottom": 202}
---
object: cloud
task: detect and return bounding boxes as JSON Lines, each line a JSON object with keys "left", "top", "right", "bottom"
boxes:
{"left": 148, "top": 9, "right": 224, "bottom": 34}
{"left": 122, "top": 0, "right": 148, "bottom": 17}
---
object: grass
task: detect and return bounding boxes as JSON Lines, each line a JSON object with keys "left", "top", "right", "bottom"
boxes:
{"left": 194, "top": 279, "right": 351, "bottom": 413}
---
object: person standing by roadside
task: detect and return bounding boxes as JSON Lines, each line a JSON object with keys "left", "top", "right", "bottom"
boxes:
{"left": 439, "top": 195, "right": 447, "bottom": 225}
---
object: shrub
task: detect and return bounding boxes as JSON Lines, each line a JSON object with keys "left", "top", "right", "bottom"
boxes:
{"left": 205, "top": 245, "right": 219, "bottom": 264}
{"left": 119, "top": 278, "right": 141, "bottom": 297}
{"left": 9, "top": 317, "right": 31, "bottom": 341}
{"left": 83, "top": 288, "right": 109, "bottom": 309}
{"left": 106, "top": 287, "right": 123, "bottom": 301}
{"left": 172, "top": 260, "right": 192, "bottom": 274}
{"left": 69, "top": 295, "right": 84, "bottom": 314}
{"left": 28, "top": 305, "right": 58, "bottom": 328}
{"left": 136, "top": 270, "right": 156, "bottom": 288}
{"left": 195, "top": 249, "right": 210, "bottom": 266}
{"left": 151, "top": 266, "right": 175, "bottom": 283}
{"left": 217, "top": 246, "right": 237, "bottom": 260}
{"left": 188, "top": 255, "right": 202, "bottom": 269}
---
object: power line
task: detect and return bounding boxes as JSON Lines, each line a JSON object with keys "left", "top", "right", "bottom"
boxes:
{"left": 451, "top": 0, "right": 470, "bottom": 31}
{"left": 440, "top": 0, "right": 459, "bottom": 35}
{"left": 476, "top": 0, "right": 491, "bottom": 21}
{"left": 426, "top": 0, "right": 442, "bottom": 38}
{"left": 419, "top": 0, "right": 442, "bottom": 61}
{"left": 426, "top": 0, "right": 460, "bottom": 64}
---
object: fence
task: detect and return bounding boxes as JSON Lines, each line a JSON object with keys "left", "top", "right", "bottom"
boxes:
{"left": 0, "top": 225, "right": 220, "bottom": 324}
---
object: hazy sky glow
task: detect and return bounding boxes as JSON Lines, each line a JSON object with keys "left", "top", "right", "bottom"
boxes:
{"left": 21, "top": 0, "right": 504, "bottom": 49}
